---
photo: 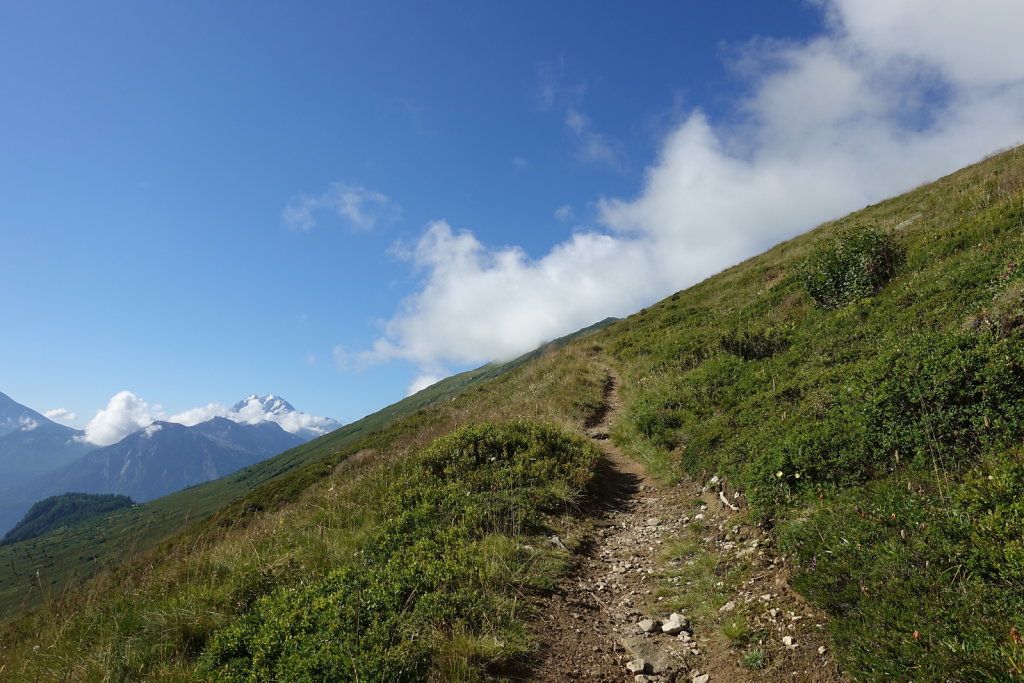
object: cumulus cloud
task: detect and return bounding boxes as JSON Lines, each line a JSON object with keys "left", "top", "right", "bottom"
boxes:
{"left": 43, "top": 408, "right": 77, "bottom": 423}
{"left": 283, "top": 182, "right": 399, "bottom": 231}
{"left": 554, "top": 205, "right": 574, "bottom": 222}
{"left": 83, "top": 391, "right": 164, "bottom": 446}
{"left": 406, "top": 372, "right": 443, "bottom": 397}
{"left": 357, "top": 0, "right": 1024, "bottom": 376}
{"left": 18, "top": 416, "right": 38, "bottom": 432}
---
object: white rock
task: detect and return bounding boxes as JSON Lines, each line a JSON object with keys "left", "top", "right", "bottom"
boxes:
{"left": 626, "top": 658, "right": 648, "bottom": 674}
{"left": 646, "top": 517, "right": 663, "bottom": 526}
{"left": 783, "top": 635, "right": 797, "bottom": 650}
{"left": 693, "top": 513, "right": 705, "bottom": 521}
{"left": 693, "top": 673, "right": 711, "bottom": 683}
{"left": 638, "top": 618, "right": 659, "bottom": 633}
{"left": 662, "top": 612, "right": 689, "bottom": 635}
{"left": 719, "top": 600, "right": 736, "bottom": 613}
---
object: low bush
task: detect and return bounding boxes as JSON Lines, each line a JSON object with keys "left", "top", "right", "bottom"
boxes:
{"left": 800, "top": 226, "right": 906, "bottom": 310}
{"left": 200, "top": 422, "right": 600, "bottom": 682}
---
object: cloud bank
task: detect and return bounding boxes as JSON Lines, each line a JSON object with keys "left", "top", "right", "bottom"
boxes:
{"left": 359, "top": 0, "right": 1024, "bottom": 375}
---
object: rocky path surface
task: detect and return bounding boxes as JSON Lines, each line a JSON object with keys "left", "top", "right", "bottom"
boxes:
{"left": 525, "top": 372, "right": 845, "bottom": 683}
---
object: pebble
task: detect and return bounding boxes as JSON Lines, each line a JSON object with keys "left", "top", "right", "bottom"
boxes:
{"left": 638, "top": 618, "right": 659, "bottom": 633}
{"left": 693, "top": 674, "right": 711, "bottom": 683}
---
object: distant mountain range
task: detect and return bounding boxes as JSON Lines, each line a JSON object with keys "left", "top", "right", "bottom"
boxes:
{"left": 0, "top": 392, "right": 92, "bottom": 482}
{"left": 0, "top": 391, "right": 337, "bottom": 536}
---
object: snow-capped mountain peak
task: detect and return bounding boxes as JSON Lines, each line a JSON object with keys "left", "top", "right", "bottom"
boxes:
{"left": 230, "top": 394, "right": 296, "bottom": 416}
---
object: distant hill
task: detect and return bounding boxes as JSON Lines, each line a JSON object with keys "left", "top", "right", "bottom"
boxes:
{"left": 1, "top": 493, "right": 134, "bottom": 546}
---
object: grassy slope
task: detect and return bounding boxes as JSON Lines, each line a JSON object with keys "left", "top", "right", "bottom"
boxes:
{"left": 602, "top": 146, "right": 1024, "bottom": 679}
{"left": 2, "top": 148, "right": 1023, "bottom": 680}
{"left": 0, "top": 318, "right": 615, "bottom": 622}
{"left": 1, "top": 338, "right": 608, "bottom": 680}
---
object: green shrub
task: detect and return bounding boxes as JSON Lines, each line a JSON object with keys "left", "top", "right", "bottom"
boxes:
{"left": 800, "top": 227, "right": 906, "bottom": 310}
{"left": 200, "top": 422, "right": 600, "bottom": 682}
{"left": 861, "top": 332, "right": 1024, "bottom": 469}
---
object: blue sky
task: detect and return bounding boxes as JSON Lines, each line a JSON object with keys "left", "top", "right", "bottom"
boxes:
{"left": 3, "top": 1, "right": 1024, "bottom": 440}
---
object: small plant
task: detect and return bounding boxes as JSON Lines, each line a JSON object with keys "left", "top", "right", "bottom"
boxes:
{"left": 722, "top": 616, "right": 749, "bottom": 642}
{"left": 800, "top": 226, "right": 906, "bottom": 309}
{"left": 741, "top": 647, "right": 767, "bottom": 669}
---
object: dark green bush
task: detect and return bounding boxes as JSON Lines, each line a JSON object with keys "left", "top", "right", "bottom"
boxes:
{"left": 800, "top": 227, "right": 906, "bottom": 309}
{"left": 861, "top": 332, "right": 1024, "bottom": 469}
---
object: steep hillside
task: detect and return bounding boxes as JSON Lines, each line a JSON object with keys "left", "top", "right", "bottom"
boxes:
{"left": 2, "top": 148, "right": 1023, "bottom": 681}
{"left": 0, "top": 319, "right": 614, "bottom": 623}
{"left": 599, "top": 146, "right": 1024, "bottom": 679}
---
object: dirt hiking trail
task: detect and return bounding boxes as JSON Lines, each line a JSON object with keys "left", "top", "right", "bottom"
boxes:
{"left": 525, "top": 371, "right": 845, "bottom": 683}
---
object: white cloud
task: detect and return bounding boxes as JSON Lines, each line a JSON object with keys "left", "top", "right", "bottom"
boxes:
{"left": 168, "top": 402, "right": 230, "bottom": 426}
{"left": 142, "top": 423, "right": 163, "bottom": 439}
{"left": 43, "top": 408, "right": 77, "bottom": 424}
{"left": 18, "top": 416, "right": 38, "bottom": 432}
{"left": 407, "top": 372, "right": 444, "bottom": 396}
{"left": 83, "top": 391, "right": 164, "bottom": 446}
{"left": 512, "top": 155, "right": 529, "bottom": 169}
{"left": 352, "top": 0, "right": 1024, "bottom": 378}
{"left": 283, "top": 182, "right": 399, "bottom": 231}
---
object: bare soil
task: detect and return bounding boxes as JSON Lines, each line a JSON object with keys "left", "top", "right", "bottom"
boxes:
{"left": 523, "top": 372, "right": 846, "bottom": 683}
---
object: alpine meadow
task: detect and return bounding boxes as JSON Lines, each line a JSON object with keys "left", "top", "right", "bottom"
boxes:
{"left": 2, "top": 147, "right": 1024, "bottom": 680}
{"left": 5, "top": 2, "right": 1024, "bottom": 681}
